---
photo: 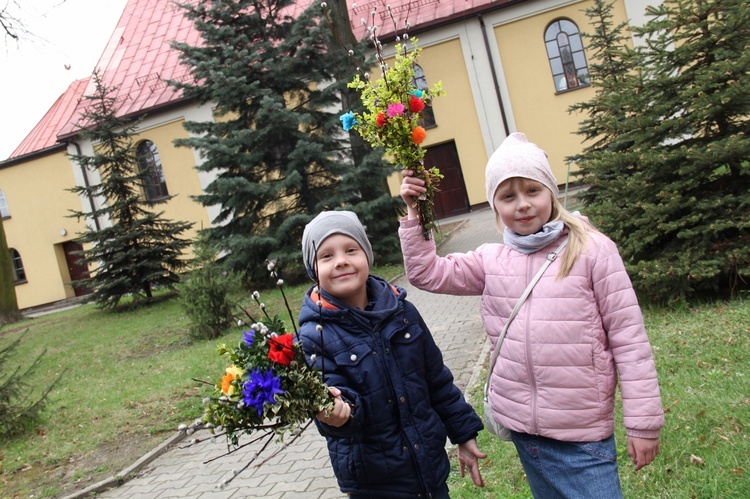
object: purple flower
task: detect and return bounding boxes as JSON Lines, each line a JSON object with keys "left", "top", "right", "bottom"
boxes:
{"left": 243, "top": 329, "right": 255, "bottom": 347}
{"left": 387, "top": 103, "right": 405, "bottom": 118}
{"left": 242, "top": 368, "right": 284, "bottom": 417}
{"left": 339, "top": 111, "right": 358, "bottom": 131}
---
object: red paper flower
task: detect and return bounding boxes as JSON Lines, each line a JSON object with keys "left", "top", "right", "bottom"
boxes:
{"left": 410, "top": 94, "right": 425, "bottom": 113}
{"left": 376, "top": 112, "right": 387, "bottom": 127}
{"left": 268, "top": 334, "right": 295, "bottom": 365}
{"left": 411, "top": 126, "right": 426, "bottom": 144}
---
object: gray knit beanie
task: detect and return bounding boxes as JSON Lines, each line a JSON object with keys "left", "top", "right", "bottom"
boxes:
{"left": 485, "top": 132, "right": 559, "bottom": 213}
{"left": 302, "top": 211, "right": 374, "bottom": 280}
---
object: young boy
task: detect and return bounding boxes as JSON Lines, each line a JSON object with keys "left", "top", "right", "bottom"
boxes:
{"left": 298, "top": 210, "right": 486, "bottom": 498}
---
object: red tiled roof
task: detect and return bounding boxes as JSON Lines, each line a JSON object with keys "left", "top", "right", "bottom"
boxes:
{"left": 57, "top": 0, "right": 202, "bottom": 140}
{"left": 10, "top": 78, "right": 90, "bottom": 158}
{"left": 9, "top": 0, "right": 515, "bottom": 159}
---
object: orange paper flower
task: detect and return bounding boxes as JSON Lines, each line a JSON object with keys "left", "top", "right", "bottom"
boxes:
{"left": 221, "top": 365, "right": 244, "bottom": 396}
{"left": 411, "top": 126, "right": 426, "bottom": 144}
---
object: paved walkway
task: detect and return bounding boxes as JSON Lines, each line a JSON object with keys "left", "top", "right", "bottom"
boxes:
{"left": 83, "top": 207, "right": 500, "bottom": 499}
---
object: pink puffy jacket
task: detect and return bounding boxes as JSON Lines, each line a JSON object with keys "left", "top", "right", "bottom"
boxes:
{"left": 399, "top": 218, "right": 664, "bottom": 441}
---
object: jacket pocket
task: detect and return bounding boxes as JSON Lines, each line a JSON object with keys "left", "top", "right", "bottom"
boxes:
{"left": 332, "top": 342, "right": 373, "bottom": 385}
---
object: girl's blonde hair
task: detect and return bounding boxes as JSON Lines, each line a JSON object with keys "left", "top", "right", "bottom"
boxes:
{"left": 493, "top": 178, "right": 599, "bottom": 278}
{"left": 549, "top": 195, "right": 599, "bottom": 278}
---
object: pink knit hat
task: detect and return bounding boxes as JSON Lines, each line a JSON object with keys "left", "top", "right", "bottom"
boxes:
{"left": 485, "top": 132, "right": 559, "bottom": 213}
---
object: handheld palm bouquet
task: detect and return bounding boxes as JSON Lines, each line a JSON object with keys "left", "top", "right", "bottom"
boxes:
{"left": 326, "top": 3, "right": 445, "bottom": 239}
{"left": 190, "top": 268, "right": 333, "bottom": 488}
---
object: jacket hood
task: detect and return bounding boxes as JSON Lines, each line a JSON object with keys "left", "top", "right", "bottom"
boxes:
{"left": 299, "top": 275, "right": 406, "bottom": 330}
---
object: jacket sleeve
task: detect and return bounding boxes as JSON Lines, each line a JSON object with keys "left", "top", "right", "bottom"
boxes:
{"left": 590, "top": 236, "right": 665, "bottom": 438}
{"left": 399, "top": 217, "right": 487, "bottom": 296}
{"left": 413, "top": 308, "right": 483, "bottom": 444}
{"left": 299, "top": 325, "right": 364, "bottom": 439}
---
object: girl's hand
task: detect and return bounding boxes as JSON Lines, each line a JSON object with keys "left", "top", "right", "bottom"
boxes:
{"left": 627, "top": 436, "right": 660, "bottom": 470}
{"left": 316, "top": 387, "right": 351, "bottom": 427}
{"left": 400, "top": 169, "right": 427, "bottom": 220}
{"left": 458, "top": 438, "right": 487, "bottom": 487}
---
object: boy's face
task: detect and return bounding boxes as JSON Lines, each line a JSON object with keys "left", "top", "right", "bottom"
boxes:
{"left": 493, "top": 177, "right": 553, "bottom": 235}
{"left": 315, "top": 234, "right": 369, "bottom": 309}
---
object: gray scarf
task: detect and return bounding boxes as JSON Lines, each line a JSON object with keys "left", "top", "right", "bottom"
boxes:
{"left": 503, "top": 220, "right": 564, "bottom": 254}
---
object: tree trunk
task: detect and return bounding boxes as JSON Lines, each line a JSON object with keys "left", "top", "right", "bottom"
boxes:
{"left": 0, "top": 218, "right": 23, "bottom": 325}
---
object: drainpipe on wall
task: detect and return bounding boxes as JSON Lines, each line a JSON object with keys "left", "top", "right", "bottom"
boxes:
{"left": 479, "top": 14, "right": 510, "bottom": 137}
{"left": 71, "top": 141, "right": 101, "bottom": 231}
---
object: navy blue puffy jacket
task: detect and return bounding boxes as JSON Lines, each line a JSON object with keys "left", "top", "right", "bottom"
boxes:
{"left": 298, "top": 275, "right": 483, "bottom": 497}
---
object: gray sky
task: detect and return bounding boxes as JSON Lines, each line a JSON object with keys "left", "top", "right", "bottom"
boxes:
{"left": 0, "top": 0, "right": 129, "bottom": 159}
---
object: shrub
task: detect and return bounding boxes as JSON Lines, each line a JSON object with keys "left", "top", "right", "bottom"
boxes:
{"left": 180, "top": 237, "right": 241, "bottom": 340}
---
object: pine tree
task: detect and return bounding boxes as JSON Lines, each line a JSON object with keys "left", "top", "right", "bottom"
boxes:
{"left": 0, "top": 337, "right": 64, "bottom": 439}
{"left": 0, "top": 218, "right": 22, "bottom": 325}
{"left": 571, "top": 0, "right": 750, "bottom": 301}
{"left": 68, "top": 73, "right": 194, "bottom": 310}
{"left": 171, "top": 0, "right": 401, "bottom": 283}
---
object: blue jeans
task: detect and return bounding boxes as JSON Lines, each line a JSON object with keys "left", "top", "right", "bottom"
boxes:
{"left": 511, "top": 432, "right": 623, "bottom": 499}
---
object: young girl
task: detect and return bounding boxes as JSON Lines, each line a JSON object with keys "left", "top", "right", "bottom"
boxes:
{"left": 399, "top": 133, "right": 664, "bottom": 498}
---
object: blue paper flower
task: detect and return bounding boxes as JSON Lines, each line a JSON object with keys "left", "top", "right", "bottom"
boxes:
{"left": 242, "top": 329, "right": 255, "bottom": 347}
{"left": 339, "top": 111, "right": 358, "bottom": 131}
{"left": 242, "top": 368, "right": 285, "bottom": 416}
{"left": 410, "top": 89, "right": 424, "bottom": 98}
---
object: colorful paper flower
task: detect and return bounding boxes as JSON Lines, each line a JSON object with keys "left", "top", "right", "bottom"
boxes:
{"left": 268, "top": 334, "right": 295, "bottom": 365}
{"left": 221, "top": 365, "right": 244, "bottom": 396}
{"left": 243, "top": 329, "right": 255, "bottom": 347}
{"left": 387, "top": 102, "right": 405, "bottom": 118}
{"left": 242, "top": 368, "right": 284, "bottom": 417}
{"left": 339, "top": 111, "right": 358, "bottom": 131}
{"left": 409, "top": 94, "right": 425, "bottom": 113}
{"left": 412, "top": 126, "right": 427, "bottom": 145}
{"left": 376, "top": 112, "right": 387, "bottom": 127}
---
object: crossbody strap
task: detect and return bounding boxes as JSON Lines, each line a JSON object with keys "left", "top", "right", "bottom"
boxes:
{"left": 484, "top": 237, "right": 569, "bottom": 400}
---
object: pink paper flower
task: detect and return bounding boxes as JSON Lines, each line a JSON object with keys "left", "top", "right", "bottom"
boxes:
{"left": 387, "top": 103, "right": 405, "bottom": 118}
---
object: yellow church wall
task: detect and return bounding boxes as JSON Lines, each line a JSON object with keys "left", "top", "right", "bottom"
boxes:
{"left": 0, "top": 151, "right": 91, "bottom": 309}
{"left": 132, "top": 119, "right": 211, "bottom": 239}
{"left": 494, "top": 0, "right": 630, "bottom": 188}
{"left": 386, "top": 37, "right": 490, "bottom": 207}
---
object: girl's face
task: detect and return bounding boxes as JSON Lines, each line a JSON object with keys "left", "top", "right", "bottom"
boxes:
{"left": 493, "top": 177, "right": 554, "bottom": 235}
{"left": 315, "top": 234, "right": 369, "bottom": 309}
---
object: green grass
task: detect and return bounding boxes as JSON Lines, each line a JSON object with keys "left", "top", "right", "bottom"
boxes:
{"left": 447, "top": 299, "right": 750, "bottom": 497}
{"left": 1, "top": 269, "right": 748, "bottom": 498}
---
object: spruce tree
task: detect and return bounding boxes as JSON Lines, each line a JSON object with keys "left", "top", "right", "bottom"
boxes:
{"left": 0, "top": 337, "right": 64, "bottom": 439}
{"left": 171, "top": 0, "right": 401, "bottom": 283}
{"left": 571, "top": 0, "right": 750, "bottom": 301}
{"left": 68, "top": 73, "right": 194, "bottom": 310}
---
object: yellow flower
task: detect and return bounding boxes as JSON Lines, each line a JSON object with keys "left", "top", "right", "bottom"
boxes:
{"left": 221, "top": 365, "right": 245, "bottom": 396}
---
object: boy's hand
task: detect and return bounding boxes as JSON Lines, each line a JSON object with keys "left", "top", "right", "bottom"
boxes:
{"left": 316, "top": 387, "right": 351, "bottom": 427}
{"left": 400, "top": 169, "right": 427, "bottom": 220}
{"left": 627, "top": 436, "right": 660, "bottom": 471}
{"left": 458, "top": 438, "right": 487, "bottom": 487}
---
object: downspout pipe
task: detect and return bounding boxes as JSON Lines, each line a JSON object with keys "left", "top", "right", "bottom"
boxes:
{"left": 479, "top": 14, "right": 510, "bottom": 137}
{"left": 71, "top": 141, "right": 101, "bottom": 231}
